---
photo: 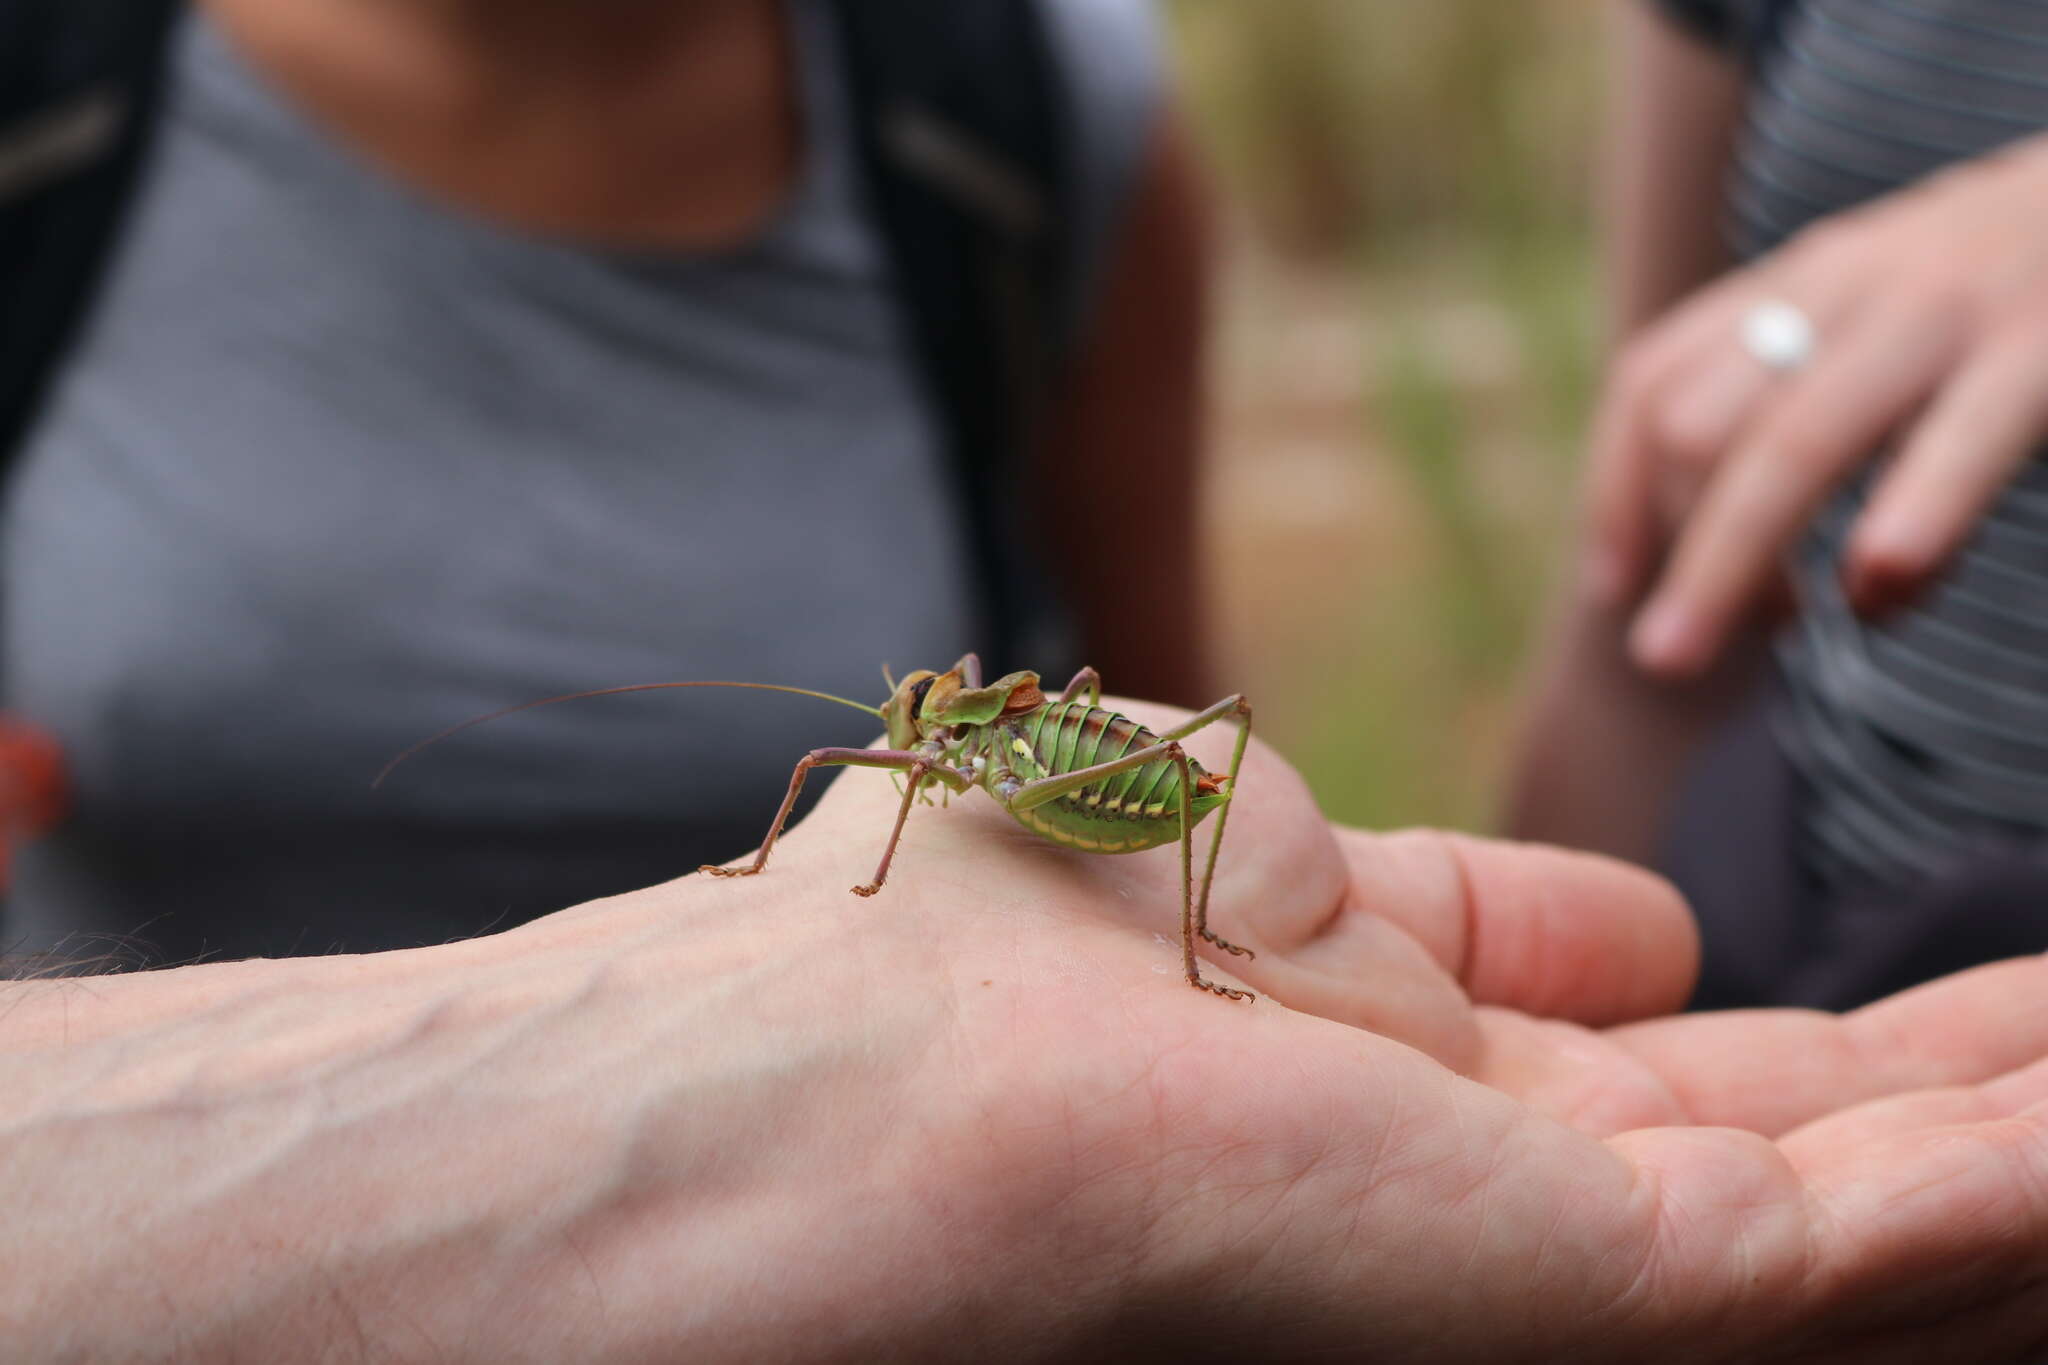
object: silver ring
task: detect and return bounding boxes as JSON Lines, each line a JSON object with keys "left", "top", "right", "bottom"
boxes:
{"left": 1740, "top": 299, "right": 1816, "bottom": 373}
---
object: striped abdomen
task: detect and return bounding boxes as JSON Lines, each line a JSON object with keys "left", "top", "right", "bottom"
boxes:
{"left": 994, "top": 701, "right": 1227, "bottom": 854}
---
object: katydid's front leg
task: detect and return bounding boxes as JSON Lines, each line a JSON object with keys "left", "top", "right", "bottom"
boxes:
{"left": 702, "top": 747, "right": 965, "bottom": 892}
{"left": 1156, "top": 696, "right": 1255, "bottom": 961}
{"left": 1003, "top": 739, "right": 1253, "bottom": 1002}
{"left": 853, "top": 758, "right": 937, "bottom": 897}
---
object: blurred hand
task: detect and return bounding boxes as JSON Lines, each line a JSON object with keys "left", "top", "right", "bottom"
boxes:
{"left": 1588, "top": 133, "right": 2048, "bottom": 676}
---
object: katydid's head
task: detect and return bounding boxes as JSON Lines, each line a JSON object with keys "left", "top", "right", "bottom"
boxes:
{"left": 882, "top": 669, "right": 939, "bottom": 749}
{"left": 881, "top": 665, "right": 1046, "bottom": 748}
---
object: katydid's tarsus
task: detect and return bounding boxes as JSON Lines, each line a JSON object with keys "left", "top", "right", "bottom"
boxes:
{"left": 376, "top": 654, "right": 1257, "bottom": 1001}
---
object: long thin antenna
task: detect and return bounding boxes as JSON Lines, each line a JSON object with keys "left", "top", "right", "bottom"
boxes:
{"left": 374, "top": 681, "right": 882, "bottom": 788}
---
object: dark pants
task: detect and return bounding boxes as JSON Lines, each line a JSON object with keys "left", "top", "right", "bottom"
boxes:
{"left": 1662, "top": 671, "right": 2048, "bottom": 1011}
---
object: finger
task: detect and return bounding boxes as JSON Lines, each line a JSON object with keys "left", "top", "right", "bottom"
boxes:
{"left": 1607, "top": 1108, "right": 2048, "bottom": 1360}
{"left": 1177, "top": 1007, "right": 2048, "bottom": 1360}
{"left": 1630, "top": 299, "right": 1964, "bottom": 675}
{"left": 1789, "top": 1105, "right": 2048, "bottom": 1358}
{"left": 1645, "top": 306, "right": 1814, "bottom": 543}
{"left": 1399, "top": 982, "right": 2048, "bottom": 1146}
{"left": 1248, "top": 893, "right": 1480, "bottom": 1066}
{"left": 1471, "top": 1007, "right": 1695, "bottom": 1134}
{"left": 1846, "top": 320, "right": 2048, "bottom": 614}
{"left": 1585, "top": 287, "right": 1759, "bottom": 603}
{"left": 1609, "top": 955, "right": 2048, "bottom": 1134}
{"left": 1321, "top": 829, "right": 1697, "bottom": 1026}
{"left": 1242, "top": 825, "right": 1481, "bottom": 1062}
{"left": 1648, "top": 337, "right": 1778, "bottom": 523}
{"left": 1585, "top": 265, "right": 1865, "bottom": 606}
{"left": 1583, "top": 364, "right": 1663, "bottom": 604}
{"left": 1780, "top": 1053, "right": 2048, "bottom": 1158}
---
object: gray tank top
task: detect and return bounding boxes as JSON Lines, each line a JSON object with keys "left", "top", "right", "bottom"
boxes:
{"left": 1, "top": 0, "right": 1158, "bottom": 960}
{"left": 1660, "top": 0, "right": 2048, "bottom": 894}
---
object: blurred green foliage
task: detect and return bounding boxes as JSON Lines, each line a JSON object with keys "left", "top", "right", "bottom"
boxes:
{"left": 1169, "top": 1, "right": 1605, "bottom": 831}
{"left": 1170, "top": 0, "right": 1600, "bottom": 257}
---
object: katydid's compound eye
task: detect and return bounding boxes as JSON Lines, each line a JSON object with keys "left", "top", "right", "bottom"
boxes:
{"left": 909, "top": 676, "right": 936, "bottom": 716}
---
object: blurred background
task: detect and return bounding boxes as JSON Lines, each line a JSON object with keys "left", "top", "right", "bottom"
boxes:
{"left": 1169, "top": 0, "right": 1602, "bottom": 832}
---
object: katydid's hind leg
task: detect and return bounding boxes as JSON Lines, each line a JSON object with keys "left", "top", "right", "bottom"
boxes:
{"left": 1158, "top": 695, "right": 1257, "bottom": 962}
{"left": 1058, "top": 667, "right": 1101, "bottom": 706}
{"left": 701, "top": 747, "right": 926, "bottom": 881}
{"left": 1170, "top": 744, "right": 1253, "bottom": 1002}
{"left": 1199, "top": 923, "right": 1254, "bottom": 960}
{"left": 953, "top": 652, "right": 984, "bottom": 687}
{"left": 852, "top": 761, "right": 931, "bottom": 897}
{"left": 997, "top": 734, "right": 1252, "bottom": 1001}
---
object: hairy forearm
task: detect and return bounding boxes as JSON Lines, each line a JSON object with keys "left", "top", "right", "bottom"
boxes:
{"left": 0, "top": 882, "right": 1086, "bottom": 1362}
{"left": 3, "top": 944, "right": 611, "bottom": 1358}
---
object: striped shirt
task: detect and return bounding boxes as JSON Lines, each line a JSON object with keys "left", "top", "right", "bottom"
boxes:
{"left": 1655, "top": 0, "right": 2048, "bottom": 891}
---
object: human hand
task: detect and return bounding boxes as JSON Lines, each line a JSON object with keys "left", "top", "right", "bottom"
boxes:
{"left": 16, "top": 703, "right": 2048, "bottom": 1361}
{"left": 1589, "top": 134, "right": 2048, "bottom": 676}
{"left": 547, "top": 700, "right": 2048, "bottom": 1361}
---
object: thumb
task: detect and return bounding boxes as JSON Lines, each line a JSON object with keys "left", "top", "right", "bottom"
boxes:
{"left": 1339, "top": 829, "right": 1699, "bottom": 1026}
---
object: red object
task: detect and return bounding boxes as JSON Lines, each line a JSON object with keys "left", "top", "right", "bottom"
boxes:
{"left": 0, "top": 718, "right": 65, "bottom": 889}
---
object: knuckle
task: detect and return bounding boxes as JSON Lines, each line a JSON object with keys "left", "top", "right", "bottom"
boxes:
{"left": 1607, "top": 338, "right": 1667, "bottom": 407}
{"left": 1755, "top": 415, "right": 1842, "bottom": 477}
{"left": 1897, "top": 271, "right": 1974, "bottom": 323}
{"left": 1647, "top": 397, "right": 1726, "bottom": 473}
{"left": 1989, "top": 308, "right": 2048, "bottom": 360}
{"left": 1706, "top": 490, "right": 1790, "bottom": 561}
{"left": 1781, "top": 209, "right": 1863, "bottom": 263}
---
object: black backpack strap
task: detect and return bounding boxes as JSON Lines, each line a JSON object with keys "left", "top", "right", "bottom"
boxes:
{"left": 1750, "top": 0, "right": 1797, "bottom": 56}
{"left": 0, "top": 0, "right": 181, "bottom": 465}
{"left": 829, "top": 0, "right": 1081, "bottom": 676}
{"left": 1650, "top": 0, "right": 1797, "bottom": 60}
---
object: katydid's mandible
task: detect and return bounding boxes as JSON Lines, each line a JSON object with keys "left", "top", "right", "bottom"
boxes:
{"left": 377, "top": 654, "right": 1257, "bottom": 1001}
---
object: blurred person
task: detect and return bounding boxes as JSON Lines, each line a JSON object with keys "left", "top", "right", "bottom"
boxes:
{"left": 1512, "top": 0, "right": 2048, "bottom": 1007}
{"left": 11, "top": 707, "right": 2048, "bottom": 1361}
{"left": 0, "top": 0, "right": 1208, "bottom": 964}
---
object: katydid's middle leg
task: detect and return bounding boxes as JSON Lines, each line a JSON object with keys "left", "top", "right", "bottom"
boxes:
{"left": 1005, "top": 739, "right": 1254, "bottom": 1002}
